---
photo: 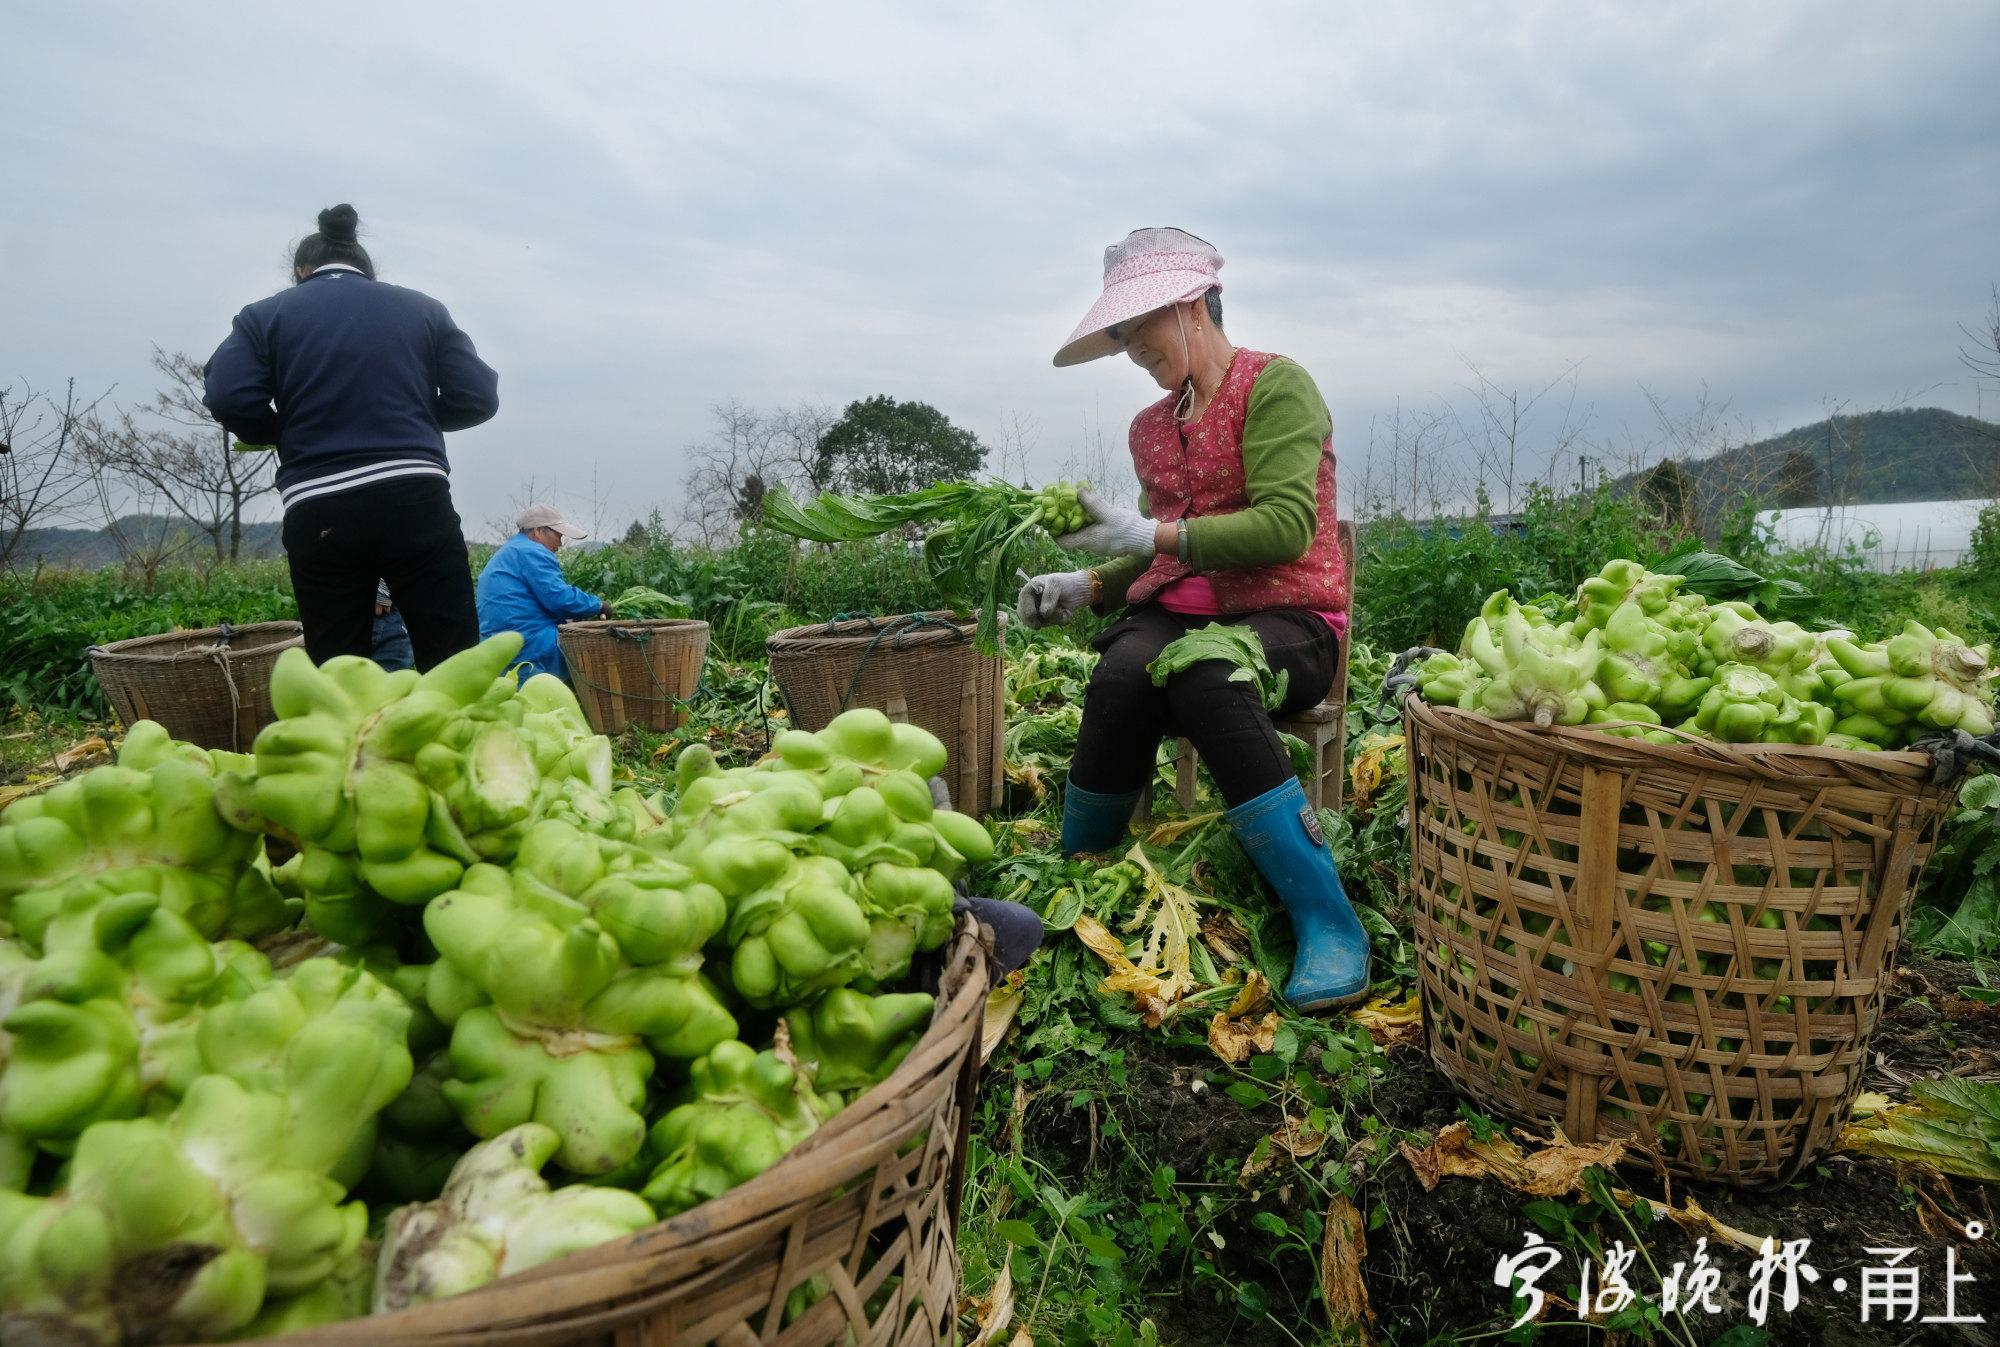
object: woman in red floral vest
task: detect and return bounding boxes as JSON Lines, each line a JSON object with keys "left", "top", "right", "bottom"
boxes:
{"left": 1017, "top": 228, "right": 1371, "bottom": 1011}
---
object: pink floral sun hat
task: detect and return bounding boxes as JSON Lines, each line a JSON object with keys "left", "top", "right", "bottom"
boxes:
{"left": 1053, "top": 227, "right": 1225, "bottom": 367}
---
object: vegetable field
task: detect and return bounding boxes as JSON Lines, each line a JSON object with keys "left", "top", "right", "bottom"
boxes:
{"left": 3, "top": 490, "right": 1999, "bottom": 1344}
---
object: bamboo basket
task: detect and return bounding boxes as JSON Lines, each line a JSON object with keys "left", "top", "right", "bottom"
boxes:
{"left": 224, "top": 918, "right": 988, "bottom": 1347}
{"left": 558, "top": 619, "right": 710, "bottom": 735}
{"left": 1404, "top": 695, "right": 1958, "bottom": 1186}
{"left": 87, "top": 622, "right": 303, "bottom": 753}
{"left": 767, "top": 614, "right": 1006, "bottom": 817}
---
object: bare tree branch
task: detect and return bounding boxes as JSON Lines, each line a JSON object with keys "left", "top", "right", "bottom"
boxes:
{"left": 78, "top": 348, "right": 278, "bottom": 561}
{"left": 0, "top": 378, "right": 110, "bottom": 568}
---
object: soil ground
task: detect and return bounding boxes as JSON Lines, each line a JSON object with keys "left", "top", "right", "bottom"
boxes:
{"left": 988, "top": 949, "right": 2000, "bottom": 1346}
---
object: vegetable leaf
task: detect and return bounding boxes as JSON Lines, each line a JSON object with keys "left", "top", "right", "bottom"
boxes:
{"left": 1146, "top": 623, "right": 1289, "bottom": 710}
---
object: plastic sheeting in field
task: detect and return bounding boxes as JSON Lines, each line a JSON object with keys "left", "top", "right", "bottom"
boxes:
{"left": 1761, "top": 498, "right": 1992, "bottom": 572}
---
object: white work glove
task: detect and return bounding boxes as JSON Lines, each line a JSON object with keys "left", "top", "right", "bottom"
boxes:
{"left": 1055, "top": 488, "right": 1157, "bottom": 559}
{"left": 1016, "top": 570, "right": 1096, "bottom": 629}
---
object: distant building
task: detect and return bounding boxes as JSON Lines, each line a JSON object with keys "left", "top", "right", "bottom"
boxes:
{"left": 1761, "top": 499, "right": 1990, "bottom": 572}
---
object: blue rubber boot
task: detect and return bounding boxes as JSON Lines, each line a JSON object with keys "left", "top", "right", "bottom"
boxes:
{"left": 1061, "top": 779, "right": 1142, "bottom": 858}
{"left": 1227, "top": 777, "right": 1373, "bottom": 1011}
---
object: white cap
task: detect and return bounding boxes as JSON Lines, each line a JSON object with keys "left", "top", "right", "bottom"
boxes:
{"left": 516, "top": 503, "right": 587, "bottom": 540}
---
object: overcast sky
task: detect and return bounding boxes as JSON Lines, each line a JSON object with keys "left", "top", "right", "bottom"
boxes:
{"left": 4, "top": 1, "right": 1996, "bottom": 538}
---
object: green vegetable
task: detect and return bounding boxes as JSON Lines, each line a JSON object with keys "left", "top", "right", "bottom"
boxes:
{"left": 783, "top": 988, "right": 934, "bottom": 1095}
{"left": 372, "top": 1123, "right": 655, "bottom": 1312}
{"left": 1839, "top": 1076, "right": 2000, "bottom": 1183}
{"left": 0, "top": 966, "right": 411, "bottom": 1346}
{"left": 639, "top": 1040, "right": 832, "bottom": 1217}
{"left": 608, "top": 586, "right": 689, "bottom": 619}
{"left": 1146, "top": 622, "right": 1290, "bottom": 711}
{"left": 422, "top": 835, "right": 736, "bottom": 1176}
{"left": 0, "top": 725, "right": 288, "bottom": 951}
{"left": 762, "top": 479, "right": 1086, "bottom": 653}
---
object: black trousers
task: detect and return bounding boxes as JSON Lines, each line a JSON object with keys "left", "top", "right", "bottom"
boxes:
{"left": 282, "top": 476, "right": 480, "bottom": 671}
{"left": 1071, "top": 604, "right": 1339, "bottom": 807}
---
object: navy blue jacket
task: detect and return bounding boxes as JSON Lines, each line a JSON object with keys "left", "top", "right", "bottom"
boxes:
{"left": 203, "top": 267, "right": 499, "bottom": 509}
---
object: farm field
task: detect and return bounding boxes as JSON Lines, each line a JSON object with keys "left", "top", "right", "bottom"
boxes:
{"left": 4, "top": 495, "right": 1999, "bottom": 1345}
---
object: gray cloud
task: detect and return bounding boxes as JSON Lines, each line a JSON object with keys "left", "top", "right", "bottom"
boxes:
{"left": 3, "top": 1, "right": 1995, "bottom": 537}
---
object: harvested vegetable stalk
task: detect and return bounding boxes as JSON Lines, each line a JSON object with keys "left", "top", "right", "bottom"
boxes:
{"left": 608, "top": 587, "right": 689, "bottom": 619}
{"left": 761, "top": 480, "right": 1085, "bottom": 653}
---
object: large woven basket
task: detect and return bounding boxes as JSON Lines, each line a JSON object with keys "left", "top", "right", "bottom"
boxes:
{"left": 225, "top": 918, "right": 988, "bottom": 1346}
{"left": 558, "top": 619, "right": 710, "bottom": 735}
{"left": 767, "top": 613, "right": 1005, "bottom": 817}
{"left": 1404, "top": 696, "right": 1958, "bottom": 1186}
{"left": 87, "top": 622, "right": 303, "bottom": 753}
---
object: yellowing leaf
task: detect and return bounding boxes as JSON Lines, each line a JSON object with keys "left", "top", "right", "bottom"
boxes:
{"left": 1839, "top": 1077, "right": 2000, "bottom": 1183}
{"left": 1073, "top": 914, "right": 1181, "bottom": 1027}
{"left": 1207, "top": 1010, "right": 1277, "bottom": 1066}
{"left": 1142, "top": 810, "right": 1223, "bottom": 847}
{"left": 53, "top": 735, "right": 110, "bottom": 772}
{"left": 1399, "top": 1123, "right": 1628, "bottom": 1198}
{"left": 1348, "top": 732, "right": 1405, "bottom": 810}
{"left": 1349, "top": 991, "right": 1425, "bottom": 1053}
{"left": 963, "top": 1260, "right": 1016, "bottom": 1346}
{"left": 1321, "top": 1193, "right": 1376, "bottom": 1342}
{"left": 1198, "top": 909, "right": 1252, "bottom": 965}
{"left": 1237, "top": 1114, "right": 1328, "bottom": 1184}
{"left": 982, "top": 970, "right": 1025, "bottom": 1063}
{"left": 1226, "top": 969, "right": 1273, "bottom": 1019}
{"left": 1121, "top": 841, "right": 1206, "bottom": 988}
{"left": 1004, "top": 760, "right": 1051, "bottom": 799}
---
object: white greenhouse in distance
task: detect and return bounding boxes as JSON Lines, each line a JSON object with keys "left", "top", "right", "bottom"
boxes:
{"left": 1760, "top": 499, "right": 1991, "bottom": 573}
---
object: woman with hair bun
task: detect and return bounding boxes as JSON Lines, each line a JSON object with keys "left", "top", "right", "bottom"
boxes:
{"left": 203, "top": 204, "right": 499, "bottom": 669}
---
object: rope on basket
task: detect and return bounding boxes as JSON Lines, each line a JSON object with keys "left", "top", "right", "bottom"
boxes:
{"left": 829, "top": 612, "right": 965, "bottom": 713}
{"left": 1376, "top": 645, "right": 1444, "bottom": 723}
{"left": 1913, "top": 727, "right": 2000, "bottom": 784}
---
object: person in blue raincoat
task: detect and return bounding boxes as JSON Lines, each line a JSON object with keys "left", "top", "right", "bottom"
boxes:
{"left": 476, "top": 503, "right": 610, "bottom": 681}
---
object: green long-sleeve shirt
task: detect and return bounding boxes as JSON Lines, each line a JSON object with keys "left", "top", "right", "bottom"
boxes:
{"left": 1095, "top": 356, "right": 1331, "bottom": 609}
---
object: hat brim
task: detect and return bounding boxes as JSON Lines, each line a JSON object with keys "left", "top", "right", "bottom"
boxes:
{"left": 1053, "top": 268, "right": 1215, "bottom": 367}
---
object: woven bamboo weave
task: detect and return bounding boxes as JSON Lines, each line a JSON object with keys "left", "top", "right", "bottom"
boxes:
{"left": 1404, "top": 696, "right": 1957, "bottom": 1186}
{"left": 87, "top": 621, "right": 303, "bottom": 753}
{"left": 224, "top": 918, "right": 989, "bottom": 1347}
{"left": 767, "top": 613, "right": 1006, "bottom": 816}
{"left": 559, "top": 619, "right": 711, "bottom": 734}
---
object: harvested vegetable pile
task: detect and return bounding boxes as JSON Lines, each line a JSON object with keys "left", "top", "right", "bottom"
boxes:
{"left": 0, "top": 633, "right": 993, "bottom": 1342}
{"left": 607, "top": 586, "right": 690, "bottom": 619}
{"left": 762, "top": 479, "right": 1086, "bottom": 652}
{"left": 1414, "top": 558, "right": 1998, "bottom": 747}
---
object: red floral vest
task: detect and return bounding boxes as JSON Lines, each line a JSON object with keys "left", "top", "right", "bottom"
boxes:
{"left": 1125, "top": 349, "right": 1349, "bottom": 614}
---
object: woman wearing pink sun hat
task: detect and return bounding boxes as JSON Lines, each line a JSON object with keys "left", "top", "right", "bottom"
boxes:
{"left": 1018, "top": 227, "right": 1369, "bottom": 1012}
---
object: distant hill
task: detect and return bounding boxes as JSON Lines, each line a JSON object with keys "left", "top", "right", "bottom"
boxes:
{"left": 1617, "top": 407, "right": 2000, "bottom": 527}
{"left": 5, "top": 516, "right": 286, "bottom": 570}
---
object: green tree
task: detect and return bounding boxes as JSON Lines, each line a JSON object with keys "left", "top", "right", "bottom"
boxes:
{"left": 1637, "top": 458, "right": 1695, "bottom": 533}
{"left": 1776, "top": 448, "right": 1822, "bottom": 508}
{"left": 814, "top": 396, "right": 985, "bottom": 496}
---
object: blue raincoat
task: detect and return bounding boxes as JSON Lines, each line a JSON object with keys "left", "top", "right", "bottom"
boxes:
{"left": 475, "top": 533, "right": 604, "bottom": 681}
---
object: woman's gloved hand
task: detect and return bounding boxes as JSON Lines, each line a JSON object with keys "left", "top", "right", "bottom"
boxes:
{"left": 1055, "top": 488, "right": 1157, "bottom": 559}
{"left": 1016, "top": 570, "right": 1095, "bottom": 629}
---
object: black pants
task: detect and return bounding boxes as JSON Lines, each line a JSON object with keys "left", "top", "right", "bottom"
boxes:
{"left": 282, "top": 476, "right": 479, "bottom": 670}
{"left": 1071, "top": 605, "right": 1339, "bottom": 807}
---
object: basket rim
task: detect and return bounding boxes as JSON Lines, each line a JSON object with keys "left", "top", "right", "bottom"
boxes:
{"left": 86, "top": 621, "right": 304, "bottom": 662}
{"left": 1404, "top": 693, "right": 1939, "bottom": 780}
{"left": 250, "top": 918, "right": 989, "bottom": 1343}
{"left": 556, "top": 617, "right": 711, "bottom": 635}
